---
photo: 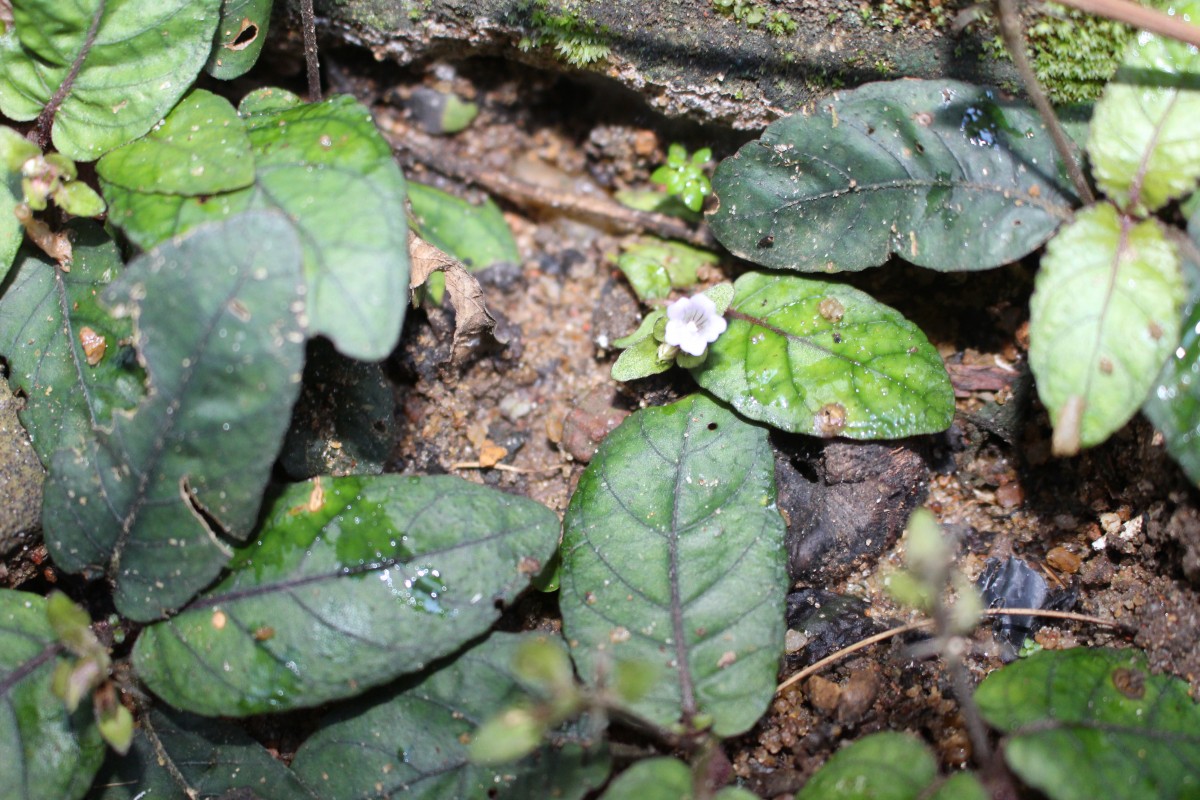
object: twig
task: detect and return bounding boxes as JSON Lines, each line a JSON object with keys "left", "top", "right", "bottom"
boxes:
{"left": 385, "top": 114, "right": 717, "bottom": 249}
{"left": 775, "top": 606, "right": 1128, "bottom": 695}
{"left": 30, "top": 1, "right": 103, "bottom": 149}
{"left": 449, "top": 461, "right": 567, "bottom": 474}
{"left": 1054, "top": 0, "right": 1200, "bottom": 48}
{"left": 300, "top": 0, "right": 322, "bottom": 102}
{"left": 996, "top": 0, "right": 1096, "bottom": 205}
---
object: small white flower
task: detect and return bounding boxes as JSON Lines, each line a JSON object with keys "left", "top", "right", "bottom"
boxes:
{"left": 663, "top": 293, "right": 727, "bottom": 356}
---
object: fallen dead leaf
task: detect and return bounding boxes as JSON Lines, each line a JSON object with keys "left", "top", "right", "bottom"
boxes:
{"left": 408, "top": 232, "right": 495, "bottom": 365}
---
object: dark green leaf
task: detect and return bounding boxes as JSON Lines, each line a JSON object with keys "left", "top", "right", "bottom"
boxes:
{"left": 88, "top": 707, "right": 317, "bottom": 799}
{"left": 408, "top": 182, "right": 520, "bottom": 270}
{"left": 292, "top": 632, "right": 608, "bottom": 800}
{"left": 205, "top": 0, "right": 273, "bottom": 80}
{"left": 796, "top": 733, "right": 987, "bottom": 800}
{"left": 0, "top": 0, "right": 222, "bottom": 160}
{"left": 1087, "top": 0, "right": 1200, "bottom": 215}
{"left": 102, "top": 95, "right": 409, "bottom": 360}
{"left": 600, "top": 758, "right": 757, "bottom": 800}
{"left": 691, "top": 271, "right": 953, "bottom": 439}
{"left": 133, "top": 475, "right": 561, "bottom": 715}
{"left": 0, "top": 590, "right": 105, "bottom": 800}
{"left": 1144, "top": 296, "right": 1200, "bottom": 488}
{"left": 709, "top": 80, "right": 1074, "bottom": 272}
{"left": 560, "top": 394, "right": 786, "bottom": 736}
{"left": 96, "top": 89, "right": 254, "bottom": 196}
{"left": 42, "top": 212, "right": 307, "bottom": 621}
{"left": 0, "top": 221, "right": 143, "bottom": 466}
{"left": 977, "top": 647, "right": 1200, "bottom": 800}
{"left": 1029, "top": 203, "right": 1184, "bottom": 453}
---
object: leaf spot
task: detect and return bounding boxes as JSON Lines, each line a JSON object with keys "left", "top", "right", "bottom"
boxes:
{"left": 1112, "top": 667, "right": 1145, "bottom": 699}
{"left": 815, "top": 403, "right": 847, "bottom": 437}
{"left": 211, "top": 609, "right": 227, "bottom": 630}
{"left": 717, "top": 651, "right": 737, "bottom": 668}
{"left": 79, "top": 326, "right": 107, "bottom": 366}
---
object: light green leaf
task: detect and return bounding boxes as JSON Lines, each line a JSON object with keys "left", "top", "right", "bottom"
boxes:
{"left": 561, "top": 394, "right": 786, "bottom": 736}
{"left": 237, "top": 86, "right": 303, "bottom": 116}
{"left": 132, "top": 475, "right": 561, "bottom": 715}
{"left": 102, "top": 95, "right": 410, "bottom": 360}
{"left": 53, "top": 180, "right": 104, "bottom": 217}
{"left": 977, "top": 648, "right": 1200, "bottom": 800}
{"left": 600, "top": 758, "right": 757, "bottom": 800}
{"left": 88, "top": 707, "right": 317, "bottom": 799}
{"left": 96, "top": 89, "right": 254, "bottom": 196}
{"left": 205, "top": 0, "right": 273, "bottom": 80}
{"left": 42, "top": 212, "right": 307, "bottom": 621}
{"left": 0, "top": 590, "right": 105, "bottom": 800}
{"left": 709, "top": 79, "right": 1074, "bottom": 273}
{"left": 692, "top": 271, "right": 953, "bottom": 439}
{"left": 1087, "top": 0, "right": 1200, "bottom": 215}
{"left": 796, "top": 733, "right": 987, "bottom": 800}
{"left": 409, "top": 181, "right": 519, "bottom": 270}
{"left": 0, "top": 221, "right": 143, "bottom": 466}
{"left": 615, "top": 237, "right": 717, "bottom": 302}
{"left": 0, "top": 0, "right": 223, "bottom": 161}
{"left": 1029, "top": 203, "right": 1184, "bottom": 453}
{"left": 0, "top": 126, "right": 38, "bottom": 276}
{"left": 292, "top": 632, "right": 608, "bottom": 800}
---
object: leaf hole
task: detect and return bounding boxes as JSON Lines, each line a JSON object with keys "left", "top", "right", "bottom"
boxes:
{"left": 707, "top": 422, "right": 718, "bottom": 430}
{"left": 227, "top": 18, "right": 259, "bottom": 50}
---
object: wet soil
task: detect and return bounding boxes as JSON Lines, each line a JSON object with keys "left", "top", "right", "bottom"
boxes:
{"left": 5, "top": 34, "right": 1200, "bottom": 800}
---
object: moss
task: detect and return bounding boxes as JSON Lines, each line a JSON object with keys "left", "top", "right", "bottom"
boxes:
{"left": 711, "top": 0, "right": 797, "bottom": 36}
{"left": 981, "top": 3, "right": 1134, "bottom": 104}
{"left": 517, "top": 0, "right": 611, "bottom": 67}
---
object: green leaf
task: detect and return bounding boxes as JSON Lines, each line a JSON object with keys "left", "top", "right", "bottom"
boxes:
{"left": 1087, "top": 0, "right": 1200, "bottom": 215}
{"left": 691, "top": 271, "right": 953, "bottom": 439}
{"left": 977, "top": 647, "right": 1200, "bottom": 800}
{"left": 102, "top": 95, "right": 410, "bottom": 360}
{"left": 600, "top": 758, "right": 758, "bottom": 800}
{"left": 796, "top": 733, "right": 987, "bottom": 800}
{"left": 408, "top": 182, "right": 520, "bottom": 270}
{"left": 88, "top": 707, "right": 317, "bottom": 799}
{"left": 709, "top": 79, "right": 1074, "bottom": 273}
{"left": 1143, "top": 297, "right": 1200, "bottom": 486}
{"left": 0, "top": 126, "right": 38, "bottom": 275}
{"left": 52, "top": 180, "right": 104, "bottom": 217}
{"left": 205, "top": 0, "right": 273, "bottom": 80}
{"left": 0, "top": 590, "right": 105, "bottom": 800}
{"left": 0, "top": 220, "right": 144, "bottom": 467}
{"left": 237, "top": 86, "right": 304, "bottom": 116}
{"left": 1029, "top": 203, "right": 1184, "bottom": 453}
{"left": 615, "top": 237, "right": 717, "bottom": 302}
{"left": 132, "top": 474, "right": 561, "bottom": 715}
{"left": 292, "top": 631, "right": 609, "bottom": 799}
{"left": 42, "top": 212, "right": 307, "bottom": 621}
{"left": 96, "top": 89, "right": 254, "bottom": 196}
{"left": 0, "top": 0, "right": 223, "bottom": 161}
{"left": 560, "top": 394, "right": 786, "bottom": 736}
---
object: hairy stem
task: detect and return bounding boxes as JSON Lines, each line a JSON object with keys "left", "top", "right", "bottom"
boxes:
{"left": 30, "top": 0, "right": 105, "bottom": 150}
{"left": 996, "top": 0, "right": 1096, "bottom": 206}
{"left": 300, "top": 0, "right": 322, "bottom": 102}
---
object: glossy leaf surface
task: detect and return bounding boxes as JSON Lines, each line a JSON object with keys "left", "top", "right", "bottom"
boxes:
{"left": 1029, "top": 203, "right": 1184, "bottom": 452}
{"left": 796, "top": 733, "right": 986, "bottom": 800}
{"left": 977, "top": 648, "right": 1200, "bottom": 800}
{"left": 600, "top": 758, "right": 757, "bottom": 800}
{"left": 0, "top": 0, "right": 222, "bottom": 160}
{"left": 292, "top": 632, "right": 609, "bottom": 799}
{"left": 1144, "top": 294, "right": 1200, "bottom": 487}
{"left": 560, "top": 394, "right": 786, "bottom": 736}
{"left": 42, "top": 213, "right": 307, "bottom": 621}
{"left": 0, "top": 221, "right": 143, "bottom": 466}
{"left": 692, "top": 271, "right": 953, "bottom": 438}
{"left": 0, "top": 126, "right": 37, "bottom": 277}
{"left": 0, "top": 590, "right": 104, "bottom": 800}
{"left": 1088, "top": 0, "right": 1200, "bottom": 215}
{"left": 408, "top": 181, "right": 519, "bottom": 270}
{"left": 103, "top": 95, "right": 409, "bottom": 360}
{"left": 133, "top": 475, "right": 561, "bottom": 715}
{"left": 95, "top": 89, "right": 254, "bottom": 196}
{"left": 709, "top": 79, "right": 1073, "bottom": 272}
{"left": 205, "top": 0, "right": 273, "bottom": 79}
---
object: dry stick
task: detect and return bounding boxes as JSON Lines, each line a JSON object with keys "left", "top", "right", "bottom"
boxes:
{"left": 300, "top": 0, "right": 322, "bottom": 102}
{"left": 393, "top": 126, "right": 717, "bottom": 249}
{"left": 1054, "top": 0, "right": 1200, "bottom": 48}
{"left": 775, "top": 606, "right": 1129, "bottom": 695}
{"left": 996, "top": 0, "right": 1096, "bottom": 206}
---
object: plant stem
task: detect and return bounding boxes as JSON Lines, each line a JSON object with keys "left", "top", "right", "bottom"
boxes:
{"left": 996, "top": 0, "right": 1096, "bottom": 206}
{"left": 300, "top": 0, "right": 322, "bottom": 102}
{"left": 1054, "top": 0, "right": 1200, "bottom": 48}
{"left": 30, "top": 0, "right": 105, "bottom": 150}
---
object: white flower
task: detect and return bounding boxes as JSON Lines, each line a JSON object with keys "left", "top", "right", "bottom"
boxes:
{"left": 663, "top": 293, "right": 727, "bottom": 356}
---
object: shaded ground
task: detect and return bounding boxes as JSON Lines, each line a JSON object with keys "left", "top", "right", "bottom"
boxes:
{"left": 5, "top": 26, "right": 1200, "bottom": 799}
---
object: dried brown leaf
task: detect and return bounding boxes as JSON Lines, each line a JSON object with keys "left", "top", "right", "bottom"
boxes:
{"left": 408, "top": 232, "right": 495, "bottom": 365}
